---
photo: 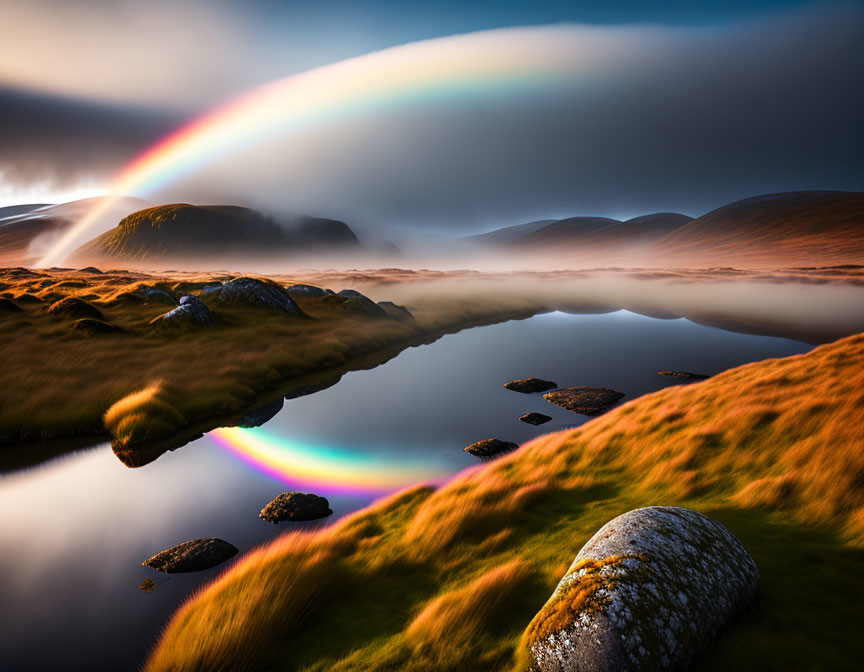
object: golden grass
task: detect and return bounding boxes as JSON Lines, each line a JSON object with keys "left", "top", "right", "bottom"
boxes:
{"left": 0, "top": 267, "right": 542, "bottom": 459}
{"left": 146, "top": 331, "right": 864, "bottom": 672}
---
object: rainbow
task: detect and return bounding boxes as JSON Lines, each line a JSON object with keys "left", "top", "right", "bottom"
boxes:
{"left": 209, "top": 426, "right": 450, "bottom": 496}
{"left": 36, "top": 26, "right": 588, "bottom": 267}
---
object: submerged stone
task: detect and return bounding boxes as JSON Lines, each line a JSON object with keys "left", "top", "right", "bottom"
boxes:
{"left": 464, "top": 438, "right": 519, "bottom": 458}
{"left": 543, "top": 386, "right": 625, "bottom": 416}
{"left": 524, "top": 506, "right": 759, "bottom": 672}
{"left": 260, "top": 492, "right": 333, "bottom": 523}
{"left": 143, "top": 538, "right": 238, "bottom": 573}
{"left": 520, "top": 412, "right": 553, "bottom": 426}
{"left": 505, "top": 378, "right": 558, "bottom": 394}
{"left": 659, "top": 370, "right": 710, "bottom": 381}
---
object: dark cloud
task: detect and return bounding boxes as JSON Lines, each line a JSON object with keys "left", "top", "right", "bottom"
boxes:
{"left": 0, "top": 86, "right": 178, "bottom": 188}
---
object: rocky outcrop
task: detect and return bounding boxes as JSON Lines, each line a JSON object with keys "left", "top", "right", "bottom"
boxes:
{"left": 143, "top": 287, "right": 178, "bottom": 305}
{"left": 520, "top": 412, "right": 553, "bottom": 426}
{"left": 505, "top": 378, "right": 558, "bottom": 394}
{"left": 544, "top": 387, "right": 625, "bottom": 416}
{"left": 143, "top": 538, "right": 238, "bottom": 573}
{"left": 523, "top": 506, "right": 758, "bottom": 672}
{"left": 336, "top": 289, "right": 387, "bottom": 317}
{"left": 285, "top": 375, "right": 343, "bottom": 400}
{"left": 464, "top": 438, "right": 519, "bottom": 458}
{"left": 659, "top": 370, "right": 709, "bottom": 381}
{"left": 218, "top": 277, "right": 306, "bottom": 316}
{"left": 46, "top": 296, "right": 104, "bottom": 321}
{"left": 201, "top": 283, "right": 223, "bottom": 294}
{"left": 259, "top": 492, "right": 333, "bottom": 523}
{"left": 150, "top": 295, "right": 217, "bottom": 328}
{"left": 286, "top": 283, "right": 331, "bottom": 298}
{"left": 377, "top": 300, "right": 414, "bottom": 320}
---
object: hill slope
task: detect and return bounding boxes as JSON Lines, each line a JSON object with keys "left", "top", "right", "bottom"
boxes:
{"left": 74, "top": 204, "right": 360, "bottom": 261}
{"left": 654, "top": 191, "right": 864, "bottom": 267}
{"left": 146, "top": 331, "right": 864, "bottom": 672}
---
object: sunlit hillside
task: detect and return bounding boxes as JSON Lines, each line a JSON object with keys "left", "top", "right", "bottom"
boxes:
{"left": 146, "top": 330, "right": 864, "bottom": 671}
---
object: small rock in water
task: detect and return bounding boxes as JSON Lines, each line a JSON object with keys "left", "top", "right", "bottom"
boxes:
{"left": 464, "top": 438, "right": 519, "bottom": 458}
{"left": 544, "top": 386, "right": 624, "bottom": 416}
{"left": 523, "top": 506, "right": 758, "bottom": 672}
{"left": 520, "top": 412, "right": 553, "bottom": 426}
{"left": 139, "top": 578, "right": 158, "bottom": 593}
{"left": 219, "top": 277, "right": 306, "bottom": 316}
{"left": 659, "top": 370, "right": 710, "bottom": 380}
{"left": 143, "top": 538, "right": 238, "bottom": 573}
{"left": 150, "top": 294, "right": 217, "bottom": 328}
{"left": 505, "top": 378, "right": 558, "bottom": 394}
{"left": 260, "top": 492, "right": 333, "bottom": 523}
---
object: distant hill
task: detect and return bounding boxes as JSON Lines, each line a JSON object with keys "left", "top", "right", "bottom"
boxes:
{"left": 652, "top": 191, "right": 864, "bottom": 267}
{"left": 467, "top": 213, "right": 693, "bottom": 255}
{"left": 74, "top": 204, "right": 360, "bottom": 261}
{"left": 468, "top": 191, "right": 864, "bottom": 267}
{"left": 0, "top": 196, "right": 149, "bottom": 266}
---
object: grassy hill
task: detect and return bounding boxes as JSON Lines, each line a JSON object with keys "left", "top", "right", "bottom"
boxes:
{"left": 146, "top": 330, "right": 864, "bottom": 671}
{"left": 74, "top": 204, "right": 359, "bottom": 260}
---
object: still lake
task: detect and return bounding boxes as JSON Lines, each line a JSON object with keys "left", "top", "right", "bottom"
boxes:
{"left": 0, "top": 310, "right": 811, "bottom": 670}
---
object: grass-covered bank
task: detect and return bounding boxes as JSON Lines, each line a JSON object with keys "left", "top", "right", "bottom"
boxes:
{"left": 146, "top": 332, "right": 864, "bottom": 671}
{"left": 0, "top": 267, "right": 544, "bottom": 463}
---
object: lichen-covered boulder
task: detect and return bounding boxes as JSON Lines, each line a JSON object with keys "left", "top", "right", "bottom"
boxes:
{"left": 143, "top": 538, "right": 238, "bottom": 573}
{"left": 523, "top": 506, "right": 758, "bottom": 672}
{"left": 520, "top": 412, "right": 553, "bottom": 426}
{"left": 218, "top": 277, "right": 305, "bottom": 315}
{"left": 259, "top": 492, "right": 333, "bottom": 523}
{"left": 543, "top": 386, "right": 625, "bottom": 416}
{"left": 505, "top": 378, "right": 558, "bottom": 394}
{"left": 150, "top": 295, "right": 217, "bottom": 328}
{"left": 464, "top": 438, "right": 519, "bottom": 458}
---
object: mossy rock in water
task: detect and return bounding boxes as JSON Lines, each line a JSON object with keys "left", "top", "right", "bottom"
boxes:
{"left": 143, "top": 538, "right": 238, "bottom": 573}
{"left": 520, "top": 412, "right": 552, "bottom": 426}
{"left": 543, "top": 386, "right": 624, "bottom": 416}
{"left": 505, "top": 378, "right": 558, "bottom": 394}
{"left": 259, "top": 492, "right": 333, "bottom": 523}
{"left": 464, "top": 438, "right": 519, "bottom": 458}
{"left": 522, "top": 506, "right": 758, "bottom": 672}
{"left": 70, "top": 318, "right": 122, "bottom": 335}
{"left": 46, "top": 296, "right": 104, "bottom": 321}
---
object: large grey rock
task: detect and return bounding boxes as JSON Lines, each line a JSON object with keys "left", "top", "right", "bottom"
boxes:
{"left": 218, "top": 277, "right": 305, "bottom": 315}
{"left": 151, "top": 294, "right": 217, "bottom": 327}
{"left": 524, "top": 506, "right": 758, "bottom": 672}
{"left": 143, "top": 537, "right": 238, "bottom": 573}
{"left": 505, "top": 378, "right": 558, "bottom": 394}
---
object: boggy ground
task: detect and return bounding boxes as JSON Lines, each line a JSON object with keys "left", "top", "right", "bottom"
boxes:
{"left": 0, "top": 266, "right": 545, "bottom": 465}
{"left": 146, "top": 331, "right": 864, "bottom": 672}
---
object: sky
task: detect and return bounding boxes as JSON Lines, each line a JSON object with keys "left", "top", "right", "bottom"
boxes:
{"left": 0, "top": 0, "right": 862, "bottom": 234}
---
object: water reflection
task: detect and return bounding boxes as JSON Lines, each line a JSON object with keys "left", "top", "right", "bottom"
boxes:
{"left": 0, "top": 311, "right": 811, "bottom": 670}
